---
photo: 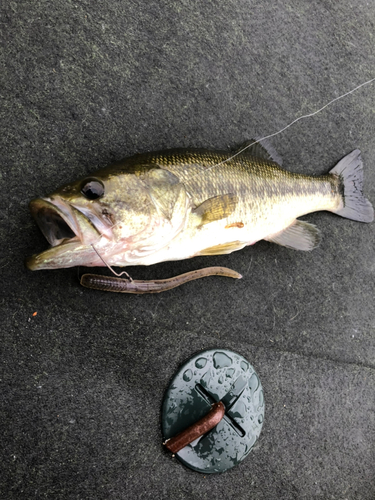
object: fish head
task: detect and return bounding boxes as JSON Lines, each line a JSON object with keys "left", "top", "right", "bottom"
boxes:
{"left": 26, "top": 164, "right": 189, "bottom": 270}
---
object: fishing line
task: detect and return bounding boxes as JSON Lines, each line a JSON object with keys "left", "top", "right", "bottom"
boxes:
{"left": 203, "top": 76, "right": 375, "bottom": 172}
{"left": 91, "top": 243, "right": 133, "bottom": 280}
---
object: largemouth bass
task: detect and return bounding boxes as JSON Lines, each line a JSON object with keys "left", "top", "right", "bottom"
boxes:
{"left": 26, "top": 142, "right": 373, "bottom": 271}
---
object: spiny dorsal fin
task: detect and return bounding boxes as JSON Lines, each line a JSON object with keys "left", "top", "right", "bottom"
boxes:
{"left": 194, "top": 194, "right": 238, "bottom": 226}
{"left": 265, "top": 220, "right": 321, "bottom": 251}
{"left": 233, "top": 139, "right": 283, "bottom": 165}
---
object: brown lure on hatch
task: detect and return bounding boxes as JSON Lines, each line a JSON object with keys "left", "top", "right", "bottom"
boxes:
{"left": 26, "top": 142, "right": 373, "bottom": 273}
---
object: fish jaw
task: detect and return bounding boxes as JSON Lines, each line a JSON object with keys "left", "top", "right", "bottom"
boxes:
{"left": 25, "top": 240, "right": 103, "bottom": 270}
{"left": 26, "top": 197, "right": 106, "bottom": 270}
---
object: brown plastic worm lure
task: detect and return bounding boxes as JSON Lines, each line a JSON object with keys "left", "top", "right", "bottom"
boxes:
{"left": 164, "top": 401, "right": 225, "bottom": 454}
{"left": 80, "top": 266, "right": 242, "bottom": 294}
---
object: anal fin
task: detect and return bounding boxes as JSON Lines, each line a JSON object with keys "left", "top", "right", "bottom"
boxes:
{"left": 265, "top": 220, "right": 321, "bottom": 251}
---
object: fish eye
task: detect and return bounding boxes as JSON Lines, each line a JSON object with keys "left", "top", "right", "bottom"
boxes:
{"left": 81, "top": 179, "right": 105, "bottom": 200}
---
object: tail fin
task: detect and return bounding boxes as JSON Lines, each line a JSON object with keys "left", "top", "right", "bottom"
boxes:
{"left": 330, "top": 149, "right": 374, "bottom": 222}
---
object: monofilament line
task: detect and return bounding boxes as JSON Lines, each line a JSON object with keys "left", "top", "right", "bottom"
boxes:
{"left": 91, "top": 243, "right": 133, "bottom": 280}
{"left": 207, "top": 76, "right": 375, "bottom": 170}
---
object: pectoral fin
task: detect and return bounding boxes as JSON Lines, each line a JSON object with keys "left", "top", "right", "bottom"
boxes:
{"left": 194, "top": 194, "right": 238, "bottom": 226}
{"left": 265, "top": 220, "right": 321, "bottom": 251}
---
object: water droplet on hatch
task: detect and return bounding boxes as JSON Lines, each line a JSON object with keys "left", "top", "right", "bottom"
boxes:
{"left": 183, "top": 369, "right": 193, "bottom": 382}
{"left": 195, "top": 357, "right": 207, "bottom": 369}
{"left": 213, "top": 352, "right": 232, "bottom": 369}
{"left": 201, "top": 370, "right": 211, "bottom": 388}
{"left": 248, "top": 372, "right": 259, "bottom": 393}
{"left": 231, "top": 400, "right": 246, "bottom": 419}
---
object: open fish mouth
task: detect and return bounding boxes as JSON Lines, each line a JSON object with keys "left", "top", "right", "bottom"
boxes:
{"left": 26, "top": 198, "right": 102, "bottom": 270}
{"left": 29, "top": 198, "right": 79, "bottom": 247}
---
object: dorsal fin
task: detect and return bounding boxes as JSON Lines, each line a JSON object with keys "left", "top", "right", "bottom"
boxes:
{"left": 233, "top": 139, "right": 283, "bottom": 165}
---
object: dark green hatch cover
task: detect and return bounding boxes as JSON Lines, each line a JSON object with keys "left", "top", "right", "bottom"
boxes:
{"left": 162, "top": 349, "right": 264, "bottom": 473}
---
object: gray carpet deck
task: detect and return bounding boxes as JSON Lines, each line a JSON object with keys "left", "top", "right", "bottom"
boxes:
{"left": 1, "top": 1, "right": 375, "bottom": 498}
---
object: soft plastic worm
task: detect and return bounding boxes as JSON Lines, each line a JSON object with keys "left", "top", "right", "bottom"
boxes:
{"left": 164, "top": 401, "right": 225, "bottom": 454}
{"left": 80, "top": 266, "right": 242, "bottom": 294}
